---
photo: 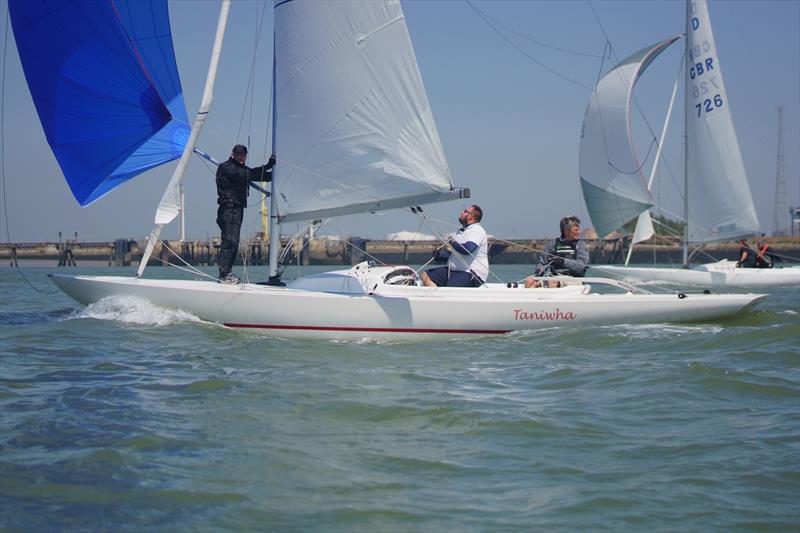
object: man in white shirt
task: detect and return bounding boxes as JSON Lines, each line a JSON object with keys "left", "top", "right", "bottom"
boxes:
{"left": 422, "top": 205, "right": 489, "bottom": 287}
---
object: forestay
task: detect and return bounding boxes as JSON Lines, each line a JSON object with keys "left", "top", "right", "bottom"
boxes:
{"left": 684, "top": 0, "right": 758, "bottom": 242}
{"left": 579, "top": 36, "right": 681, "bottom": 239}
{"left": 8, "top": 0, "right": 189, "bottom": 206}
{"left": 272, "top": 0, "right": 462, "bottom": 224}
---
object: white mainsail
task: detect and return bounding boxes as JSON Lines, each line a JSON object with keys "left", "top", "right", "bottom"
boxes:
{"left": 271, "top": 0, "right": 462, "bottom": 224}
{"left": 579, "top": 36, "right": 681, "bottom": 239}
{"left": 684, "top": 0, "right": 759, "bottom": 242}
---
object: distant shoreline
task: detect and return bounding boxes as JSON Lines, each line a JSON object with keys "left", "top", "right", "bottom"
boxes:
{"left": 2, "top": 236, "right": 798, "bottom": 268}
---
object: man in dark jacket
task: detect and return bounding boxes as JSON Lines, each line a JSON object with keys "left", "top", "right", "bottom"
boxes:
{"left": 736, "top": 239, "right": 757, "bottom": 268}
{"left": 525, "top": 215, "right": 589, "bottom": 288}
{"left": 216, "top": 144, "right": 275, "bottom": 284}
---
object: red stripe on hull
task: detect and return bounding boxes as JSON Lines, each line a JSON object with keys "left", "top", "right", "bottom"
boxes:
{"left": 224, "top": 323, "right": 510, "bottom": 334}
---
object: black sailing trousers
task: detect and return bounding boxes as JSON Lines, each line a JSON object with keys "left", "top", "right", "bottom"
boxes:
{"left": 217, "top": 204, "right": 244, "bottom": 278}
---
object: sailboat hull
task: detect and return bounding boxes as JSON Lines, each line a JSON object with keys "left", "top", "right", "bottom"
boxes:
{"left": 596, "top": 261, "right": 800, "bottom": 288}
{"left": 49, "top": 268, "right": 766, "bottom": 340}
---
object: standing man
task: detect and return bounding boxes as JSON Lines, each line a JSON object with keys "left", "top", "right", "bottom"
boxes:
{"left": 216, "top": 144, "right": 276, "bottom": 284}
{"left": 421, "top": 205, "right": 489, "bottom": 287}
{"left": 526, "top": 215, "right": 589, "bottom": 288}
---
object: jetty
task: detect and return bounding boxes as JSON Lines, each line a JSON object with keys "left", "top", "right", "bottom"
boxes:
{"left": 2, "top": 235, "right": 798, "bottom": 268}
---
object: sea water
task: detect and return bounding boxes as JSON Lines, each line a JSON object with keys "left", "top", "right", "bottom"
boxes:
{"left": 1, "top": 265, "right": 798, "bottom": 531}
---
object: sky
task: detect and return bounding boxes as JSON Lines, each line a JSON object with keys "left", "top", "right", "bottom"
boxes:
{"left": 1, "top": 0, "right": 798, "bottom": 243}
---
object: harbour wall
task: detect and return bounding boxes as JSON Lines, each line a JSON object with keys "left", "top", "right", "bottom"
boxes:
{"left": 2, "top": 236, "right": 798, "bottom": 268}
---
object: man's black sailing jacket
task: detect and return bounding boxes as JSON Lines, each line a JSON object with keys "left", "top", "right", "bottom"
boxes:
{"left": 216, "top": 158, "right": 274, "bottom": 207}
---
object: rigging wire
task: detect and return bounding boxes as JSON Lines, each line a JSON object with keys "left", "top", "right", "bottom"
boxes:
{"left": 411, "top": 209, "right": 517, "bottom": 284}
{"left": 584, "top": 3, "right": 664, "bottom": 229}
{"left": 464, "top": 0, "right": 593, "bottom": 92}
{"left": 466, "top": 1, "right": 604, "bottom": 59}
{"left": 194, "top": 149, "right": 267, "bottom": 284}
{"left": 586, "top": 0, "right": 613, "bottom": 56}
{"left": 156, "top": 241, "right": 217, "bottom": 281}
{"left": 588, "top": 0, "right": 684, "bottom": 193}
{"left": 650, "top": 56, "right": 687, "bottom": 208}
{"left": 236, "top": 1, "right": 269, "bottom": 147}
{"left": 585, "top": 1, "right": 710, "bottom": 261}
{"left": 607, "top": 137, "right": 658, "bottom": 176}
{"left": 0, "top": 9, "right": 58, "bottom": 294}
{"left": 425, "top": 211, "right": 622, "bottom": 288}
{"left": 415, "top": 210, "right": 680, "bottom": 293}
{"left": 574, "top": 40, "right": 609, "bottom": 228}
{"left": 237, "top": 0, "right": 269, "bottom": 282}
{"left": 593, "top": 41, "right": 612, "bottom": 89}
{"left": 342, "top": 237, "right": 387, "bottom": 266}
{"left": 278, "top": 219, "right": 327, "bottom": 265}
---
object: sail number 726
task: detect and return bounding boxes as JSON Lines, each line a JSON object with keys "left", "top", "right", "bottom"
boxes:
{"left": 695, "top": 94, "right": 723, "bottom": 117}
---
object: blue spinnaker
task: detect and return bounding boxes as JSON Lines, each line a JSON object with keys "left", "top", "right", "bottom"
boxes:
{"left": 9, "top": 0, "right": 189, "bottom": 206}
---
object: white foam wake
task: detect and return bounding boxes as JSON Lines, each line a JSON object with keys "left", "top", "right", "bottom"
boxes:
{"left": 67, "top": 296, "right": 206, "bottom": 327}
{"left": 604, "top": 323, "right": 725, "bottom": 339}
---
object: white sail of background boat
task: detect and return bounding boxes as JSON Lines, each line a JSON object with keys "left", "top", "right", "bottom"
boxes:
{"left": 9, "top": 0, "right": 767, "bottom": 339}
{"left": 580, "top": 0, "right": 800, "bottom": 288}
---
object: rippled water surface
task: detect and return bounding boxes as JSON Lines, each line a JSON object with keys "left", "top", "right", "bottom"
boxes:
{"left": 1, "top": 266, "right": 798, "bottom": 531}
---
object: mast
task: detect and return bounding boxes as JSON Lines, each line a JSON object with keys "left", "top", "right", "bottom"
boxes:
{"left": 266, "top": 33, "right": 283, "bottom": 285}
{"left": 682, "top": 0, "right": 691, "bottom": 267}
{"left": 137, "top": 0, "right": 231, "bottom": 277}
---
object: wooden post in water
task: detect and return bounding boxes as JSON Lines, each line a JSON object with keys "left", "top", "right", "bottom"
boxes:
{"left": 112, "top": 239, "right": 133, "bottom": 266}
{"left": 162, "top": 240, "right": 173, "bottom": 266}
{"left": 58, "top": 240, "right": 76, "bottom": 267}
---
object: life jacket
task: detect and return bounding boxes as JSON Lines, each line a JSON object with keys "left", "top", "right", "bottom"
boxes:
{"left": 553, "top": 238, "right": 579, "bottom": 260}
{"left": 755, "top": 244, "right": 773, "bottom": 268}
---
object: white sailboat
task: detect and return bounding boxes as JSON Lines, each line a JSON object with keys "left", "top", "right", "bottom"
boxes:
{"left": 579, "top": 0, "right": 800, "bottom": 289}
{"left": 11, "top": 0, "right": 767, "bottom": 340}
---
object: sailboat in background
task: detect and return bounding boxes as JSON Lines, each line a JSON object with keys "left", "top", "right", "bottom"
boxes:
{"left": 9, "top": 0, "right": 767, "bottom": 340}
{"left": 579, "top": 0, "right": 800, "bottom": 288}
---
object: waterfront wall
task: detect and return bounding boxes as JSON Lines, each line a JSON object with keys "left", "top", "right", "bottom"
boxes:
{"left": 2, "top": 236, "right": 798, "bottom": 267}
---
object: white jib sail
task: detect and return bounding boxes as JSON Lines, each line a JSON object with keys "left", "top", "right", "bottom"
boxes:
{"left": 272, "top": 0, "right": 458, "bottom": 224}
{"left": 685, "top": 0, "right": 759, "bottom": 242}
{"left": 579, "top": 36, "right": 681, "bottom": 239}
